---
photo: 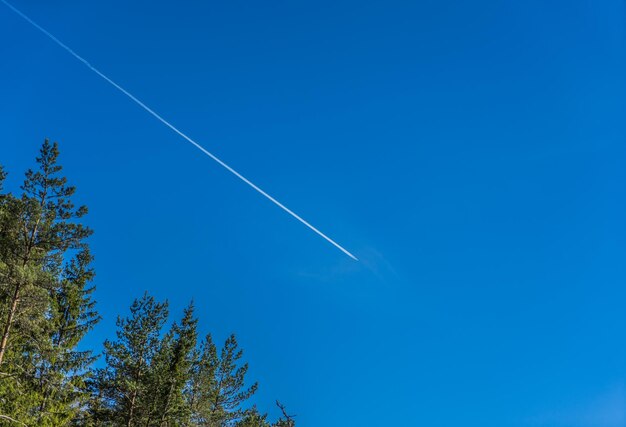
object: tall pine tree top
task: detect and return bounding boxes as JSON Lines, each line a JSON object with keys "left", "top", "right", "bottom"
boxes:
{"left": 0, "top": 140, "right": 99, "bottom": 425}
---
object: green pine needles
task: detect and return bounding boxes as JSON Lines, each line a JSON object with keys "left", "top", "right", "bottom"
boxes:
{"left": 0, "top": 140, "right": 294, "bottom": 427}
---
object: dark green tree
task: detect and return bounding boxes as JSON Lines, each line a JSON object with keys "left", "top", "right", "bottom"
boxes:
{"left": 235, "top": 408, "right": 270, "bottom": 427}
{"left": 186, "top": 333, "right": 218, "bottom": 426}
{"left": 0, "top": 140, "right": 99, "bottom": 425}
{"left": 145, "top": 302, "right": 198, "bottom": 426}
{"left": 92, "top": 292, "right": 169, "bottom": 426}
{"left": 34, "top": 247, "right": 100, "bottom": 425}
{"left": 0, "top": 141, "right": 295, "bottom": 426}
{"left": 187, "top": 334, "right": 258, "bottom": 426}
{"left": 91, "top": 295, "right": 293, "bottom": 427}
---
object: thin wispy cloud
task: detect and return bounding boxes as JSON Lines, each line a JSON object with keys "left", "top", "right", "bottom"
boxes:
{"left": 525, "top": 384, "right": 626, "bottom": 427}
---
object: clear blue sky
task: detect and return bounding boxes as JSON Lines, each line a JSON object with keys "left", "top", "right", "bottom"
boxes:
{"left": 1, "top": 1, "right": 625, "bottom": 426}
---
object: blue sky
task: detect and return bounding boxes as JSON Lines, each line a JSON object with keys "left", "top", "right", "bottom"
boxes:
{"left": 1, "top": 1, "right": 625, "bottom": 425}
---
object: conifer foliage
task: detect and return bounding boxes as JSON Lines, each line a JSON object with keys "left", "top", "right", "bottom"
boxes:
{"left": 0, "top": 141, "right": 294, "bottom": 426}
{"left": 0, "top": 140, "right": 98, "bottom": 425}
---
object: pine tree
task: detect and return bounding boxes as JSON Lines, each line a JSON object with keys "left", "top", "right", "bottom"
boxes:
{"left": 92, "top": 292, "right": 169, "bottom": 426}
{"left": 214, "top": 335, "right": 258, "bottom": 426}
{"left": 185, "top": 335, "right": 219, "bottom": 426}
{"left": 186, "top": 333, "right": 219, "bottom": 426}
{"left": 145, "top": 302, "right": 198, "bottom": 426}
{"left": 1, "top": 141, "right": 296, "bottom": 426}
{"left": 92, "top": 295, "right": 293, "bottom": 427}
{"left": 187, "top": 334, "right": 258, "bottom": 426}
{"left": 235, "top": 408, "right": 270, "bottom": 427}
{"left": 232, "top": 402, "right": 296, "bottom": 427}
{"left": 0, "top": 140, "right": 98, "bottom": 424}
{"left": 35, "top": 247, "right": 100, "bottom": 425}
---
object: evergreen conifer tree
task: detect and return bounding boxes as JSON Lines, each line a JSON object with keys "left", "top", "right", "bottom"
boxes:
{"left": 145, "top": 302, "right": 198, "bottom": 426}
{"left": 187, "top": 334, "right": 258, "bottom": 426}
{"left": 186, "top": 333, "right": 219, "bottom": 425}
{"left": 235, "top": 408, "right": 270, "bottom": 427}
{"left": 0, "top": 140, "right": 99, "bottom": 424}
{"left": 0, "top": 141, "right": 295, "bottom": 426}
{"left": 92, "top": 292, "right": 169, "bottom": 426}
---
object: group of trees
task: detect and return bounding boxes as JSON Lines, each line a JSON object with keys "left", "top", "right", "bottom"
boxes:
{"left": 0, "top": 140, "right": 294, "bottom": 426}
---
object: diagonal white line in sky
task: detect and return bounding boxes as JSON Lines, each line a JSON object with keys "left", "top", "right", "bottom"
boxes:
{"left": 1, "top": 0, "right": 358, "bottom": 261}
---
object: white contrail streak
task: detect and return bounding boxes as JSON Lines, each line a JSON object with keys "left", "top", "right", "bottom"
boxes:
{"left": 1, "top": 0, "right": 358, "bottom": 261}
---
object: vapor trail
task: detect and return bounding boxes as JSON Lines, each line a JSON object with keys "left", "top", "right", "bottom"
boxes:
{"left": 1, "top": 0, "right": 358, "bottom": 261}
